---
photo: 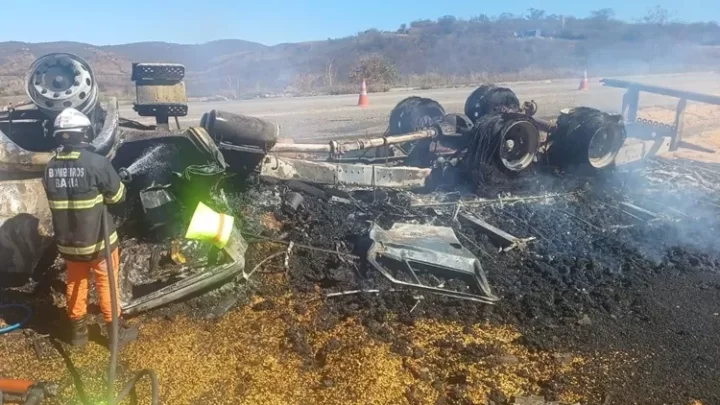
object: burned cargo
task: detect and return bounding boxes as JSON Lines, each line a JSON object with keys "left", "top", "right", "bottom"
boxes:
{"left": 2, "top": 53, "right": 719, "bottom": 318}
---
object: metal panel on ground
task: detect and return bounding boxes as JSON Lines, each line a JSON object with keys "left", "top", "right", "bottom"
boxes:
{"left": 260, "top": 156, "right": 431, "bottom": 188}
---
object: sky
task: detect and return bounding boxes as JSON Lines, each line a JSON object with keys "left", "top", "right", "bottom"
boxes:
{"left": 1, "top": 0, "right": 717, "bottom": 46}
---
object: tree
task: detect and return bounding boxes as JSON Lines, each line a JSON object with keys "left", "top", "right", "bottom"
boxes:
{"left": 643, "top": 6, "right": 672, "bottom": 25}
{"left": 410, "top": 19, "right": 433, "bottom": 28}
{"left": 292, "top": 73, "right": 320, "bottom": 94}
{"left": 325, "top": 58, "right": 337, "bottom": 87}
{"left": 526, "top": 8, "right": 546, "bottom": 21}
{"left": 590, "top": 8, "right": 615, "bottom": 21}
{"left": 438, "top": 15, "right": 457, "bottom": 34}
{"left": 348, "top": 54, "right": 398, "bottom": 85}
{"left": 545, "top": 14, "right": 562, "bottom": 21}
{"left": 469, "top": 14, "right": 490, "bottom": 23}
{"left": 438, "top": 15, "right": 457, "bottom": 25}
{"left": 225, "top": 76, "right": 240, "bottom": 99}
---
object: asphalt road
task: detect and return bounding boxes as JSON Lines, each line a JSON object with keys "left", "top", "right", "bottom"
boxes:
{"left": 119, "top": 72, "right": 720, "bottom": 141}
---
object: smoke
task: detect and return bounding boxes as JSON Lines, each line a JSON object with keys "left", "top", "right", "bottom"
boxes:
{"left": 611, "top": 158, "right": 720, "bottom": 261}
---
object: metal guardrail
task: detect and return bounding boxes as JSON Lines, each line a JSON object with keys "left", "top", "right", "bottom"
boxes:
{"left": 601, "top": 79, "right": 720, "bottom": 105}
{"left": 601, "top": 79, "right": 720, "bottom": 151}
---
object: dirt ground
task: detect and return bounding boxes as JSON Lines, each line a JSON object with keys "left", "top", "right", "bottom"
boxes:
{"left": 639, "top": 104, "right": 720, "bottom": 163}
{"left": 2, "top": 105, "right": 720, "bottom": 405}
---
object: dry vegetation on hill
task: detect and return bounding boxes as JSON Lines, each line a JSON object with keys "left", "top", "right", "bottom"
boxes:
{"left": 1, "top": 7, "right": 719, "bottom": 99}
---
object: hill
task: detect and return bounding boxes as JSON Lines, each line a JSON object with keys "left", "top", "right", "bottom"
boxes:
{"left": 1, "top": 8, "right": 720, "bottom": 99}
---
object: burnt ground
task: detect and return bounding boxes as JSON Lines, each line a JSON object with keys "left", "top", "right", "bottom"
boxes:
{"left": 229, "top": 158, "right": 720, "bottom": 405}
{"left": 1, "top": 157, "right": 719, "bottom": 405}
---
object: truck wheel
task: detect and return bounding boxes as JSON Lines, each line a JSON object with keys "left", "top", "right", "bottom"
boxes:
{"left": 468, "top": 113, "right": 539, "bottom": 175}
{"left": 464, "top": 84, "right": 520, "bottom": 123}
{"left": 386, "top": 97, "right": 446, "bottom": 166}
{"left": 387, "top": 96, "right": 445, "bottom": 135}
{"left": 547, "top": 107, "right": 626, "bottom": 171}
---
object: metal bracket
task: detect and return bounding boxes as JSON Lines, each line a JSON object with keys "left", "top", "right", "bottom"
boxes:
{"left": 367, "top": 222, "right": 499, "bottom": 304}
{"left": 671, "top": 98, "right": 687, "bottom": 152}
{"left": 458, "top": 212, "right": 534, "bottom": 252}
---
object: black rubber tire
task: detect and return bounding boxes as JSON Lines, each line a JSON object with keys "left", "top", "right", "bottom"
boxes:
{"left": 202, "top": 110, "right": 279, "bottom": 148}
{"left": 387, "top": 96, "right": 446, "bottom": 135}
{"left": 464, "top": 84, "right": 520, "bottom": 123}
{"left": 467, "top": 113, "right": 539, "bottom": 176}
{"left": 385, "top": 96, "right": 446, "bottom": 166}
{"left": 547, "top": 107, "right": 626, "bottom": 171}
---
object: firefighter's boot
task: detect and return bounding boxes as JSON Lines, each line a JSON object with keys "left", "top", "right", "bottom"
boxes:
{"left": 105, "top": 320, "right": 139, "bottom": 350}
{"left": 70, "top": 316, "right": 89, "bottom": 347}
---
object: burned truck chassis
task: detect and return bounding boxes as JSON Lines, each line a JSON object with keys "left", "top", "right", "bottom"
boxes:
{"left": 2, "top": 52, "right": 719, "bottom": 315}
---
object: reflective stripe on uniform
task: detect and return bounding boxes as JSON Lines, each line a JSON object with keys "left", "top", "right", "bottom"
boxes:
{"left": 55, "top": 151, "right": 81, "bottom": 160}
{"left": 48, "top": 194, "right": 104, "bottom": 210}
{"left": 57, "top": 231, "right": 119, "bottom": 255}
{"left": 104, "top": 183, "right": 125, "bottom": 204}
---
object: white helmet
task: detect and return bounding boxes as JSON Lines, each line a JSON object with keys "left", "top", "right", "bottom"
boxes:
{"left": 53, "top": 108, "right": 93, "bottom": 145}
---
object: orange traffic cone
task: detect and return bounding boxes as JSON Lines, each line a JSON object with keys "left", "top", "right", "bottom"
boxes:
{"left": 578, "top": 70, "right": 589, "bottom": 91}
{"left": 358, "top": 79, "right": 369, "bottom": 107}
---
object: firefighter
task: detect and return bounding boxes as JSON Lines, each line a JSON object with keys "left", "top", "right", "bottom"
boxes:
{"left": 42, "top": 108, "right": 138, "bottom": 348}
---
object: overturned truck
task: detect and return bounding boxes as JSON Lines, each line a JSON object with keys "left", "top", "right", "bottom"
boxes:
{"left": 0, "top": 53, "right": 253, "bottom": 315}
{"left": 2, "top": 53, "right": 715, "bottom": 313}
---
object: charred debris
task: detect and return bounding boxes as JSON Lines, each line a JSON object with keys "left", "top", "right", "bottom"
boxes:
{"left": 2, "top": 54, "right": 719, "bottom": 320}
{"left": 100, "top": 79, "right": 718, "bottom": 317}
{"left": 107, "top": 80, "right": 638, "bottom": 313}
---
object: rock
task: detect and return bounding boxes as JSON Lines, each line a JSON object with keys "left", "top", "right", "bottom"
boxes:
{"left": 577, "top": 314, "right": 592, "bottom": 326}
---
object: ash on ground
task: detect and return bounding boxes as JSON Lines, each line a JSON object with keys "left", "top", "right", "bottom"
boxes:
{"left": 3, "top": 158, "right": 719, "bottom": 405}
{"left": 218, "top": 158, "right": 720, "bottom": 405}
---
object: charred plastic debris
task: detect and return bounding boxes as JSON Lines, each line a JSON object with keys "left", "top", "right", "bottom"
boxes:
{"left": 2, "top": 53, "right": 719, "bottom": 318}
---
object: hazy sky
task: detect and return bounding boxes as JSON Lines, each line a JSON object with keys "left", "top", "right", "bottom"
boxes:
{"left": 1, "top": 0, "right": 716, "bottom": 45}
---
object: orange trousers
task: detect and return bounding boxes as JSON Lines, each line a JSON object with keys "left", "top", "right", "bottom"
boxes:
{"left": 65, "top": 247, "right": 121, "bottom": 323}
